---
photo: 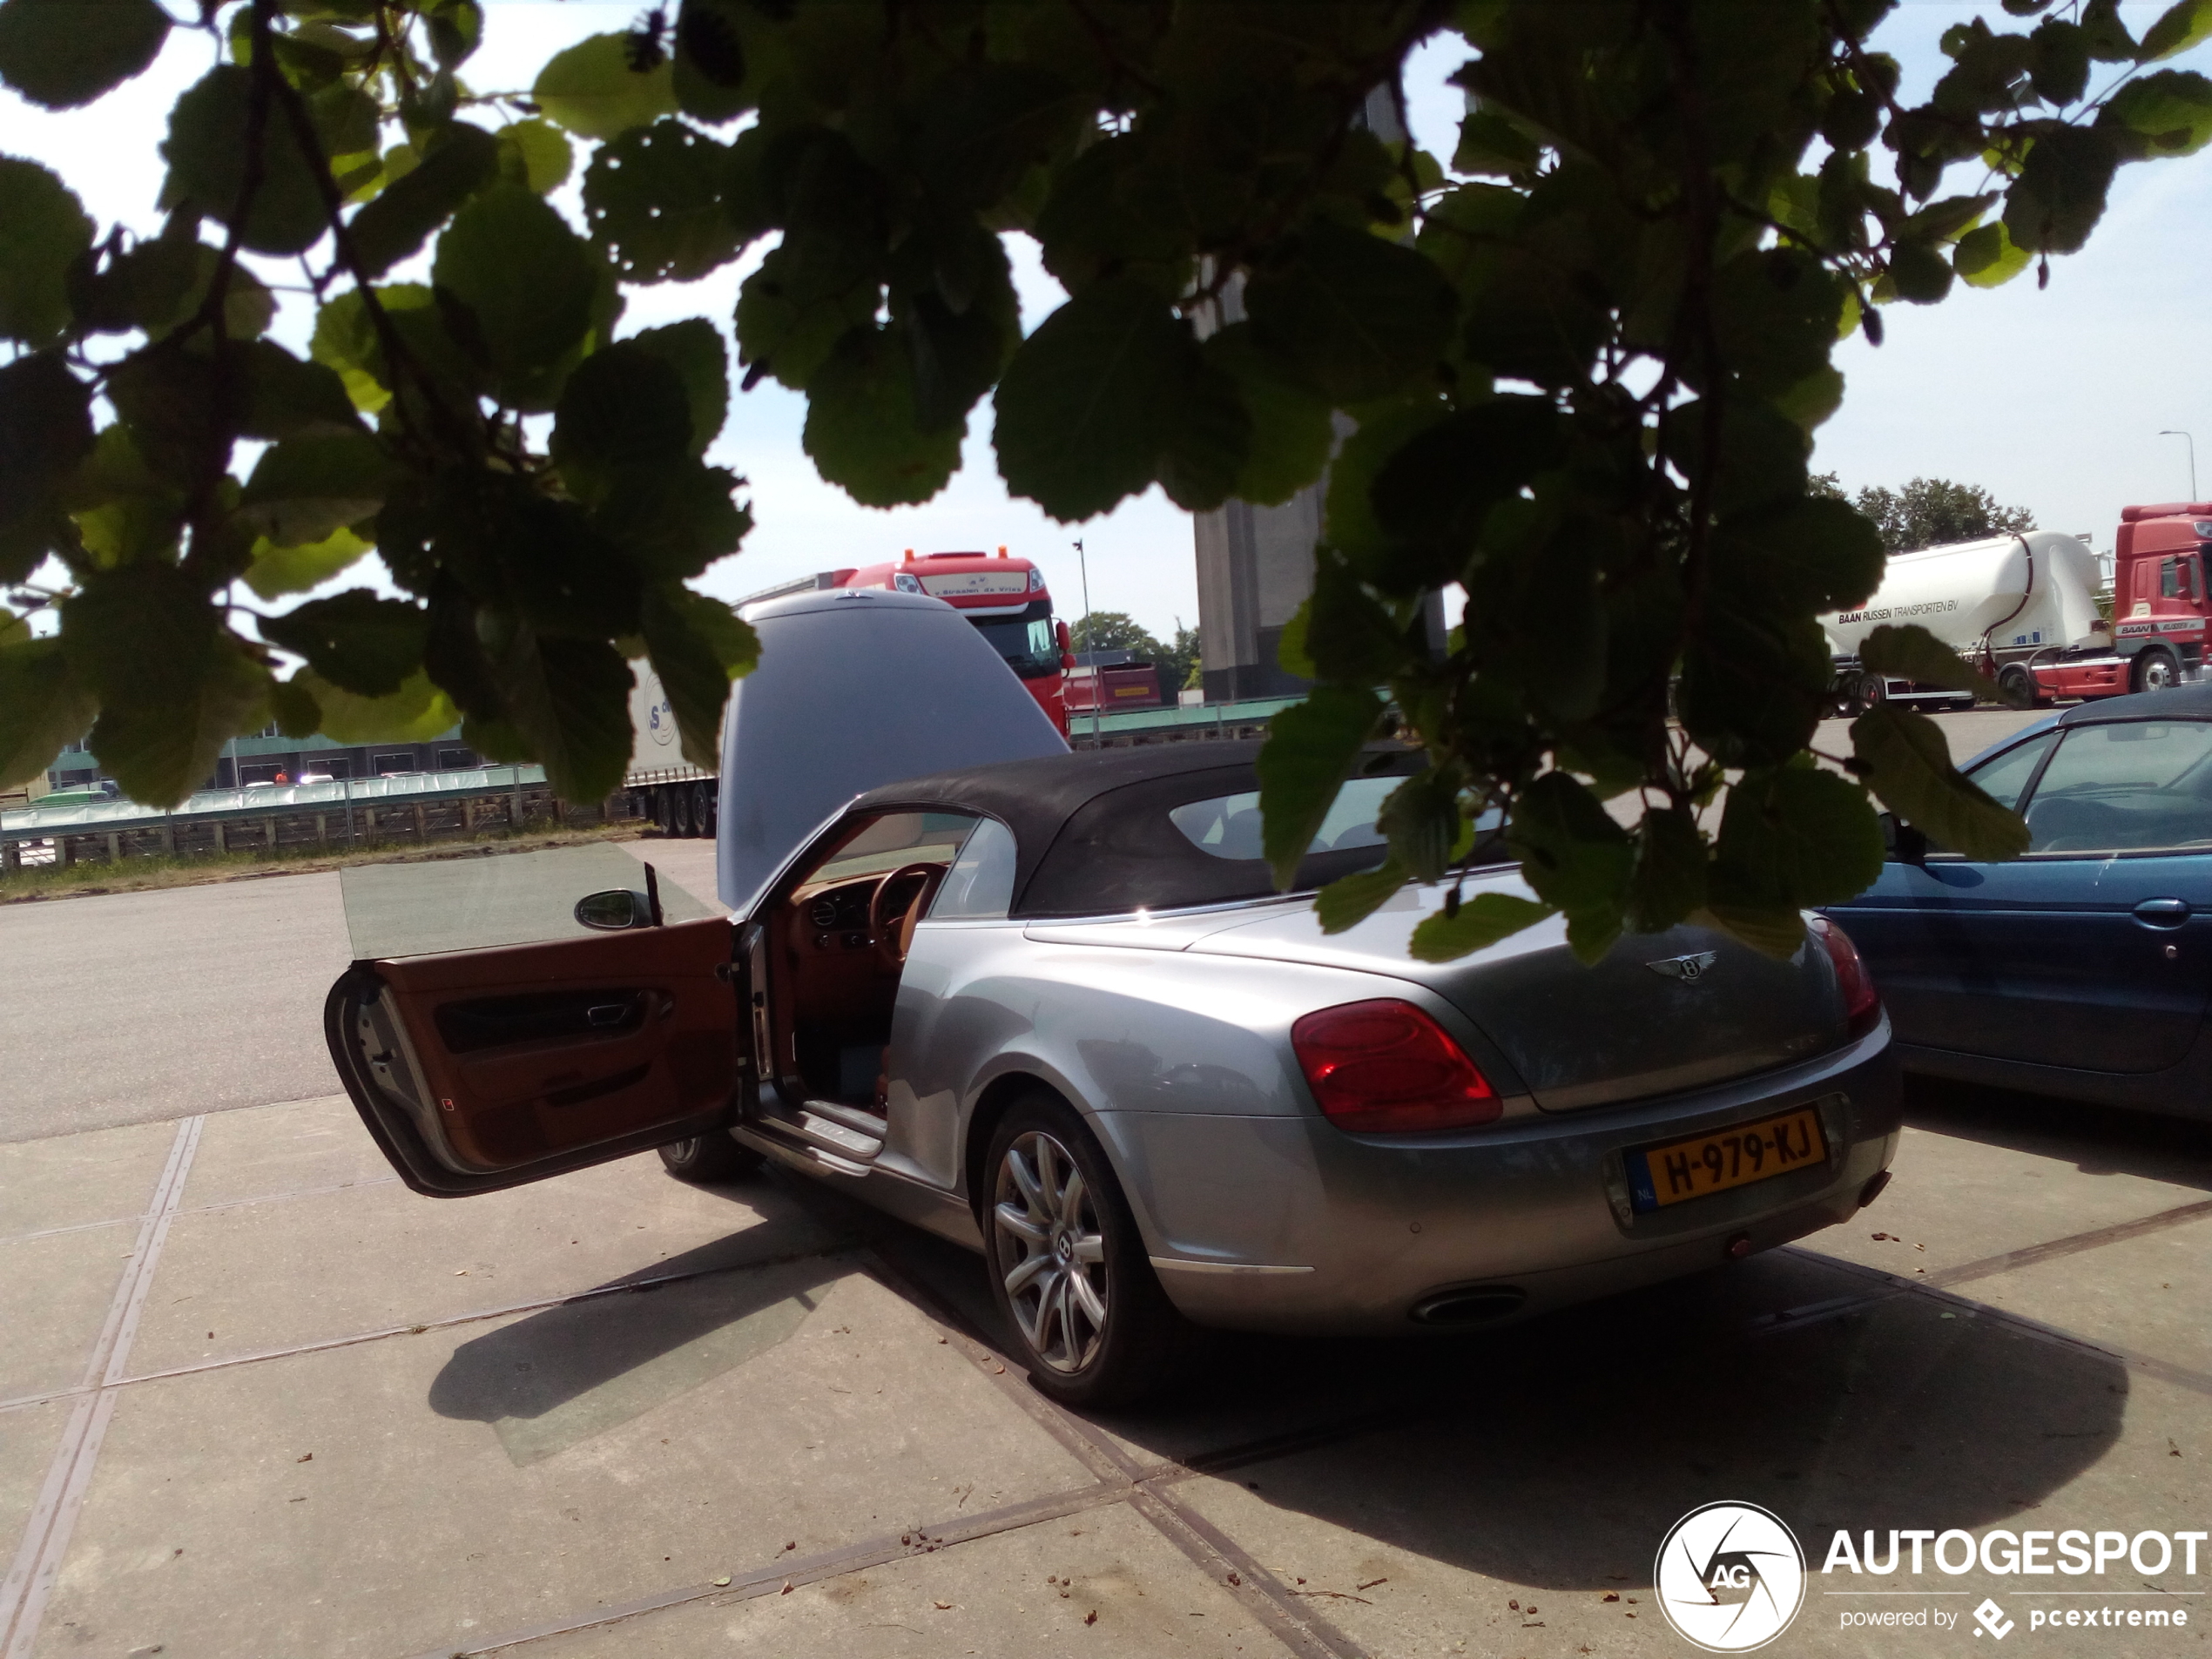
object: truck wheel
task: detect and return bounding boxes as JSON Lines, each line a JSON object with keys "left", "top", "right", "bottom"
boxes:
{"left": 2133, "top": 645, "right": 2180, "bottom": 694}
{"left": 670, "top": 783, "right": 693, "bottom": 837}
{"left": 691, "top": 780, "right": 715, "bottom": 839}
{"left": 1856, "top": 672, "right": 1885, "bottom": 707}
{"left": 1997, "top": 664, "right": 2040, "bottom": 707}
{"left": 658, "top": 1132, "right": 764, "bottom": 1183}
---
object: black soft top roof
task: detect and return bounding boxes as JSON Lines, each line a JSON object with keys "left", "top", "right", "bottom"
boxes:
{"left": 850, "top": 739, "right": 1422, "bottom": 919}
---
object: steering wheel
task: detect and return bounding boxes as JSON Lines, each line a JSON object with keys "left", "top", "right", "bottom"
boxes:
{"left": 868, "top": 862, "right": 944, "bottom": 968}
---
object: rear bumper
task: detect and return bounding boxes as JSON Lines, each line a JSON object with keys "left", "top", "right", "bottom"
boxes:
{"left": 1116, "top": 1025, "right": 1902, "bottom": 1336}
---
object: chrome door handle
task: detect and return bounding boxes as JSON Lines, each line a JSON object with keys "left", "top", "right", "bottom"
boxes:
{"left": 2133, "top": 898, "right": 2191, "bottom": 928}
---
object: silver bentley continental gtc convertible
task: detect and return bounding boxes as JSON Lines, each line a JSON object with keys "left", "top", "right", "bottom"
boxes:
{"left": 326, "top": 589, "right": 1902, "bottom": 1404}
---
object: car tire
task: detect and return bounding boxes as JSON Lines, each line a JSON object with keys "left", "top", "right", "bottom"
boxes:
{"left": 981, "top": 1093, "right": 1188, "bottom": 1408}
{"left": 2134, "top": 644, "right": 2180, "bottom": 694}
{"left": 657, "top": 1132, "right": 763, "bottom": 1183}
{"left": 691, "top": 780, "right": 715, "bottom": 840}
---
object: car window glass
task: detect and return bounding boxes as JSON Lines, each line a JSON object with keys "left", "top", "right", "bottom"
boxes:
{"left": 2021, "top": 721, "right": 2212, "bottom": 853}
{"left": 929, "top": 816, "right": 1017, "bottom": 919}
{"left": 1170, "top": 776, "right": 1399, "bottom": 860}
{"left": 1964, "top": 732, "right": 2058, "bottom": 812}
{"left": 806, "top": 811, "right": 979, "bottom": 887}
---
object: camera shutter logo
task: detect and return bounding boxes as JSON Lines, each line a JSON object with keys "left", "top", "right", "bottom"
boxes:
{"left": 1654, "top": 1501, "right": 1806, "bottom": 1652}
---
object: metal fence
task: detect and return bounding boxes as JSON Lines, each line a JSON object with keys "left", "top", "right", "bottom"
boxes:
{"left": 0, "top": 767, "right": 634, "bottom": 876}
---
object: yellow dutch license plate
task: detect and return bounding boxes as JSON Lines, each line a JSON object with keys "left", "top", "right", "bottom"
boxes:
{"left": 1626, "top": 1103, "right": 1830, "bottom": 1213}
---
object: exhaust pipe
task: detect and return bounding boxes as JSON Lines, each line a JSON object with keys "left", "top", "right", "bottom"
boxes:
{"left": 1410, "top": 1286, "right": 1527, "bottom": 1327}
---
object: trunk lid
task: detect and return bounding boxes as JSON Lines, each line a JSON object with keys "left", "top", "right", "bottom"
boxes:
{"left": 1190, "top": 873, "right": 1845, "bottom": 1111}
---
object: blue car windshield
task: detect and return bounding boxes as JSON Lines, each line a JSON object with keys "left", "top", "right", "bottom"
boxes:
{"left": 2020, "top": 720, "right": 2212, "bottom": 853}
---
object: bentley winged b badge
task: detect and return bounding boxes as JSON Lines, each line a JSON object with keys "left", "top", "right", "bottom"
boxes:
{"left": 1647, "top": 951, "right": 1719, "bottom": 984}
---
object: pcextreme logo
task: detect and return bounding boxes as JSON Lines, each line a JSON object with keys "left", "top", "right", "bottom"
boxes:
{"left": 1655, "top": 1501, "right": 1808, "bottom": 1652}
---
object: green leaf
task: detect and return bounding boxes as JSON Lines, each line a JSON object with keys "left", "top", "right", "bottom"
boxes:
{"left": 1952, "top": 219, "right": 2033, "bottom": 288}
{"left": 1244, "top": 220, "right": 1456, "bottom": 405}
{"left": 734, "top": 244, "right": 882, "bottom": 394}
{"left": 1256, "top": 686, "right": 1384, "bottom": 888}
{"left": 1453, "top": 106, "right": 1541, "bottom": 176}
{"left": 426, "top": 0, "right": 482, "bottom": 67}
{"left": 1678, "top": 605, "right": 1831, "bottom": 768}
{"left": 309, "top": 287, "right": 391, "bottom": 414}
{"left": 2003, "top": 126, "right": 2120, "bottom": 254}
{"left": 1379, "top": 767, "right": 1463, "bottom": 883}
{"left": 1367, "top": 396, "right": 1568, "bottom": 591}
{"left": 1692, "top": 902, "right": 1808, "bottom": 961}
{"left": 639, "top": 583, "right": 757, "bottom": 769}
{"left": 63, "top": 573, "right": 271, "bottom": 807}
{"left": 583, "top": 119, "right": 744, "bottom": 283}
{"left": 243, "top": 526, "right": 372, "bottom": 600}
{"left": 552, "top": 341, "right": 695, "bottom": 501}
{"left": 0, "top": 158, "right": 91, "bottom": 345}
{"left": 1301, "top": 546, "right": 1413, "bottom": 685}
{"left": 671, "top": 0, "right": 752, "bottom": 124}
{"left": 2140, "top": 0, "right": 2212, "bottom": 60}
{"left": 1202, "top": 324, "right": 1332, "bottom": 507}
{"left": 590, "top": 459, "right": 749, "bottom": 582}
{"left": 1505, "top": 771, "right": 1633, "bottom": 962}
{"left": 105, "top": 342, "right": 231, "bottom": 489}
{"left": 1887, "top": 239, "right": 1954, "bottom": 305}
{"left": 348, "top": 122, "right": 499, "bottom": 279}
{"left": 1711, "top": 765, "right": 1885, "bottom": 912}
{"left": 268, "top": 674, "right": 320, "bottom": 739}
{"left": 161, "top": 65, "right": 329, "bottom": 256}
{"left": 496, "top": 118, "right": 573, "bottom": 194}
{"left": 0, "top": 0, "right": 168, "bottom": 110}
{"left": 532, "top": 33, "right": 678, "bottom": 142}
{"left": 1859, "top": 622, "right": 2002, "bottom": 700}
{"left": 2080, "top": 0, "right": 2139, "bottom": 60}
{"left": 992, "top": 276, "right": 1187, "bottom": 523}
{"left": 1322, "top": 401, "right": 1451, "bottom": 569}
{"left": 1407, "top": 892, "right": 1556, "bottom": 963}
{"left": 1625, "top": 806, "right": 1708, "bottom": 935}
{"left": 1155, "top": 352, "right": 1252, "bottom": 515}
{"left": 1853, "top": 704, "right": 2032, "bottom": 860}
{"left": 1710, "top": 247, "right": 1848, "bottom": 396}
{"left": 0, "top": 635, "right": 97, "bottom": 790}
{"left": 2100, "top": 70, "right": 2212, "bottom": 158}
{"left": 489, "top": 624, "right": 635, "bottom": 800}
{"left": 804, "top": 325, "right": 964, "bottom": 509}
{"left": 260, "top": 591, "right": 428, "bottom": 698}
{"left": 238, "top": 341, "right": 363, "bottom": 441}
{"left": 1710, "top": 494, "right": 1885, "bottom": 615}
{"left": 2028, "top": 17, "right": 2091, "bottom": 103}
{"left": 1315, "top": 859, "right": 1410, "bottom": 934}
{"left": 238, "top": 433, "right": 388, "bottom": 549}
{"left": 0, "top": 350, "right": 95, "bottom": 583}
{"left": 297, "top": 666, "right": 455, "bottom": 745}
{"left": 627, "top": 320, "right": 728, "bottom": 458}
{"left": 432, "top": 184, "right": 604, "bottom": 405}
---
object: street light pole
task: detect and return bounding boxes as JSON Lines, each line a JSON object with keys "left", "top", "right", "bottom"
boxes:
{"left": 2160, "top": 429, "right": 2196, "bottom": 500}
{"left": 1072, "top": 537, "right": 1099, "bottom": 745}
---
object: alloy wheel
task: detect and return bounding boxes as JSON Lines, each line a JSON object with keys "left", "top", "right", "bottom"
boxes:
{"left": 2143, "top": 654, "right": 2177, "bottom": 691}
{"left": 992, "top": 1130, "right": 1108, "bottom": 1373}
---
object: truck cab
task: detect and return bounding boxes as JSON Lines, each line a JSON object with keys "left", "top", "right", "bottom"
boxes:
{"left": 2108, "top": 502, "right": 2212, "bottom": 693}
{"left": 834, "top": 549, "right": 1075, "bottom": 735}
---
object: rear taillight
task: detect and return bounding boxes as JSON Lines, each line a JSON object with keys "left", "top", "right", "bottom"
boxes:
{"left": 1291, "top": 1000, "right": 1501, "bottom": 1133}
{"left": 1811, "top": 914, "right": 1881, "bottom": 1039}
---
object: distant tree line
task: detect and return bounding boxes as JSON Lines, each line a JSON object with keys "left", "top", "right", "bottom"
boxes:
{"left": 1811, "top": 473, "right": 2038, "bottom": 554}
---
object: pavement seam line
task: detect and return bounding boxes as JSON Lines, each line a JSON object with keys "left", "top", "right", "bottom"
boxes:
{"left": 0, "top": 1114, "right": 201, "bottom": 1659}
{"left": 856, "top": 1249, "right": 1370, "bottom": 1659}
{"left": 0, "top": 1174, "right": 404, "bottom": 1250}
{"left": 0, "top": 1239, "right": 861, "bottom": 1417}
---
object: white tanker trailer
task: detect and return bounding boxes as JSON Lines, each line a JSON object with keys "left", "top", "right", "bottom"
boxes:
{"left": 1822, "top": 530, "right": 2118, "bottom": 708}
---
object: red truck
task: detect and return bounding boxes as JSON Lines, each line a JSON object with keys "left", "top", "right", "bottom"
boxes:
{"left": 827, "top": 549, "right": 1075, "bottom": 734}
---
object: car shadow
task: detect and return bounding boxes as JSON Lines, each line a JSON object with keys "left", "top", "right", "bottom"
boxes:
{"left": 1902, "top": 1074, "right": 2212, "bottom": 1190}
{"left": 867, "top": 1201, "right": 2132, "bottom": 1595}
{"left": 425, "top": 1188, "right": 865, "bottom": 1467}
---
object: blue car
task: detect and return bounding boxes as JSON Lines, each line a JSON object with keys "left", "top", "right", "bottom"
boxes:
{"left": 1824, "top": 683, "right": 2212, "bottom": 1119}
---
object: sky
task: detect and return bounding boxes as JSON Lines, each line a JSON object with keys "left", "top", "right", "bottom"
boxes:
{"left": 3, "top": 3, "right": 2208, "bottom": 644}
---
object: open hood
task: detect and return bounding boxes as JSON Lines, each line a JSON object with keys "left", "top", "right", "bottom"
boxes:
{"left": 716, "top": 587, "right": 1068, "bottom": 916}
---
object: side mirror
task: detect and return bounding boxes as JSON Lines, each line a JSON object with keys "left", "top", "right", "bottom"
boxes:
{"left": 575, "top": 889, "right": 654, "bottom": 930}
{"left": 1878, "top": 813, "right": 1929, "bottom": 865}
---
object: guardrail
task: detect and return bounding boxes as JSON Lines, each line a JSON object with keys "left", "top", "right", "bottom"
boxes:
{"left": 0, "top": 766, "right": 637, "bottom": 875}
{"left": 1069, "top": 694, "right": 1304, "bottom": 748}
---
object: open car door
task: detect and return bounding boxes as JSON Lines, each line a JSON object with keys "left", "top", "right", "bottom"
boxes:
{"left": 326, "top": 914, "right": 739, "bottom": 1197}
